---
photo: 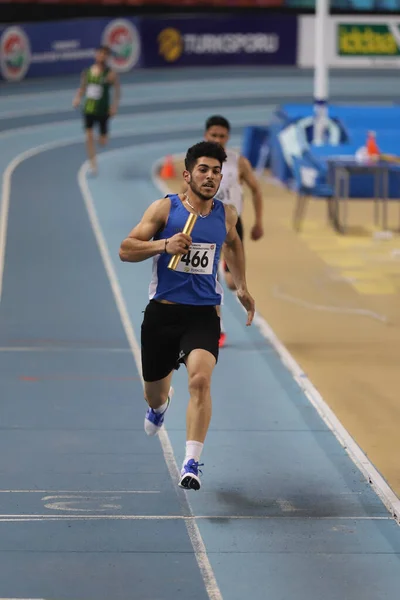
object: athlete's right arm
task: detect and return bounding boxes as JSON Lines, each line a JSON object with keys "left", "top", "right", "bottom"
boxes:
{"left": 119, "top": 198, "right": 192, "bottom": 263}
{"left": 72, "top": 71, "right": 87, "bottom": 108}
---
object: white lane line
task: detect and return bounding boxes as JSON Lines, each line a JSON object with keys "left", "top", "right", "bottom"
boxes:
{"left": 0, "top": 130, "right": 223, "bottom": 600}
{"left": 152, "top": 155, "right": 400, "bottom": 527}
{"left": 252, "top": 311, "right": 400, "bottom": 525}
{"left": 0, "top": 88, "right": 276, "bottom": 120}
{"left": 0, "top": 346, "right": 131, "bottom": 352}
{"left": 0, "top": 490, "right": 160, "bottom": 493}
{"left": 0, "top": 136, "right": 84, "bottom": 302}
{"left": 0, "top": 514, "right": 391, "bottom": 522}
{"left": 0, "top": 104, "right": 272, "bottom": 140}
{"left": 77, "top": 161, "right": 223, "bottom": 600}
{"left": 0, "top": 74, "right": 313, "bottom": 113}
{"left": 272, "top": 285, "right": 388, "bottom": 323}
{"left": 0, "top": 130, "right": 236, "bottom": 600}
{"left": 0, "top": 76, "right": 281, "bottom": 103}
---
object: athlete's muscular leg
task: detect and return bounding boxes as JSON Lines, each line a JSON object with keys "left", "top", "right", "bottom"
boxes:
{"left": 85, "top": 128, "right": 97, "bottom": 172}
{"left": 185, "top": 349, "right": 216, "bottom": 443}
{"left": 98, "top": 118, "right": 109, "bottom": 147}
{"left": 144, "top": 371, "right": 174, "bottom": 410}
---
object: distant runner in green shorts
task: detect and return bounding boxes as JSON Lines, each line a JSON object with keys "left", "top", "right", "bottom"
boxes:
{"left": 73, "top": 46, "right": 121, "bottom": 174}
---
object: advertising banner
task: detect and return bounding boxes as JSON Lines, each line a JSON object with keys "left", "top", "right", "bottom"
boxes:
{"left": 2, "top": 0, "right": 400, "bottom": 8}
{"left": 0, "top": 17, "right": 141, "bottom": 81}
{"left": 131, "top": 0, "right": 284, "bottom": 4}
{"left": 298, "top": 15, "right": 400, "bottom": 68}
{"left": 140, "top": 15, "right": 297, "bottom": 68}
{"left": 0, "top": 0, "right": 284, "bottom": 5}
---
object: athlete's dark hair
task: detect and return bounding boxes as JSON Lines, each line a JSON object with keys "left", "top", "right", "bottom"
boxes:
{"left": 97, "top": 45, "right": 111, "bottom": 54}
{"left": 184, "top": 141, "right": 227, "bottom": 172}
{"left": 205, "top": 115, "right": 231, "bottom": 132}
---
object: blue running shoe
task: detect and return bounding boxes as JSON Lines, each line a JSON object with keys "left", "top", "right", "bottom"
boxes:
{"left": 144, "top": 387, "right": 173, "bottom": 436}
{"left": 179, "top": 459, "right": 203, "bottom": 491}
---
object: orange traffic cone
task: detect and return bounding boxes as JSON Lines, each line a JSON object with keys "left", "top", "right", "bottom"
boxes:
{"left": 366, "top": 131, "right": 380, "bottom": 158}
{"left": 160, "top": 155, "right": 176, "bottom": 179}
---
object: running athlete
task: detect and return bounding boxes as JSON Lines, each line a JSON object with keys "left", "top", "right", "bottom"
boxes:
{"left": 204, "top": 115, "right": 264, "bottom": 346}
{"left": 72, "top": 46, "right": 120, "bottom": 174}
{"left": 119, "top": 141, "right": 255, "bottom": 491}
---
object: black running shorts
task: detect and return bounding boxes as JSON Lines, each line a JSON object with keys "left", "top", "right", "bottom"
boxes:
{"left": 84, "top": 113, "right": 109, "bottom": 136}
{"left": 224, "top": 215, "right": 243, "bottom": 273}
{"left": 141, "top": 300, "right": 221, "bottom": 382}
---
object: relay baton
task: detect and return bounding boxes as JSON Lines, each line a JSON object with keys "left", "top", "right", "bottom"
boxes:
{"left": 167, "top": 212, "right": 197, "bottom": 270}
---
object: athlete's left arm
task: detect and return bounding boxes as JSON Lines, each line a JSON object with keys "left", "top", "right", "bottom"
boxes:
{"left": 109, "top": 72, "right": 121, "bottom": 116}
{"left": 239, "top": 155, "right": 264, "bottom": 241}
{"left": 223, "top": 205, "right": 255, "bottom": 326}
{"left": 72, "top": 70, "right": 87, "bottom": 108}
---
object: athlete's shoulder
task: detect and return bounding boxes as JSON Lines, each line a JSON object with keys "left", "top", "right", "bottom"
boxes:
{"left": 150, "top": 196, "right": 172, "bottom": 212}
{"left": 107, "top": 69, "right": 118, "bottom": 82}
{"left": 238, "top": 153, "right": 250, "bottom": 164}
{"left": 238, "top": 154, "right": 252, "bottom": 169}
{"left": 141, "top": 197, "right": 171, "bottom": 228}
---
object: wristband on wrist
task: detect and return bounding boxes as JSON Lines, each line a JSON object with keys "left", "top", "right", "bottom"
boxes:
{"left": 164, "top": 239, "right": 169, "bottom": 253}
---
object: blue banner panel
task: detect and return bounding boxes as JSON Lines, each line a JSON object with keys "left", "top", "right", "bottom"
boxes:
{"left": 140, "top": 15, "right": 298, "bottom": 68}
{"left": 0, "top": 18, "right": 141, "bottom": 81}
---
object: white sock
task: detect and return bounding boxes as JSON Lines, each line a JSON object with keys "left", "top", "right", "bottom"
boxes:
{"left": 183, "top": 441, "right": 204, "bottom": 467}
{"left": 153, "top": 399, "right": 169, "bottom": 414}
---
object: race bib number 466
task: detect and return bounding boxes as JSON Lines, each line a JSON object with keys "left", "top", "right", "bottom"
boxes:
{"left": 175, "top": 242, "right": 215, "bottom": 275}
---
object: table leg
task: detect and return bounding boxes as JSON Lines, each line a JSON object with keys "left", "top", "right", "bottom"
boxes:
{"left": 343, "top": 169, "right": 349, "bottom": 232}
{"left": 382, "top": 168, "right": 389, "bottom": 231}
{"left": 374, "top": 168, "right": 380, "bottom": 226}
{"left": 334, "top": 167, "right": 341, "bottom": 230}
